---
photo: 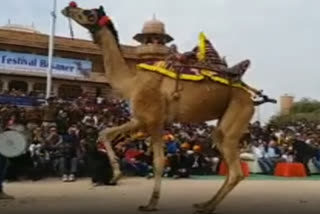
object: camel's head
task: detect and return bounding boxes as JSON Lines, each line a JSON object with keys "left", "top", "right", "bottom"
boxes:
{"left": 61, "top": 2, "right": 119, "bottom": 42}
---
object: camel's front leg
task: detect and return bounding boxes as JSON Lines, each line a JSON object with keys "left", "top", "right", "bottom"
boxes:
{"left": 99, "top": 119, "right": 141, "bottom": 184}
{"left": 139, "top": 133, "right": 165, "bottom": 212}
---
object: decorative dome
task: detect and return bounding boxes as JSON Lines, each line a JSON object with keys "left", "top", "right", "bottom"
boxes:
{"left": 0, "top": 24, "right": 41, "bottom": 34}
{"left": 142, "top": 18, "right": 166, "bottom": 34}
{"left": 133, "top": 15, "right": 173, "bottom": 44}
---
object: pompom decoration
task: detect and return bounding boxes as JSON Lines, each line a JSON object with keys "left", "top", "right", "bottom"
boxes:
{"left": 98, "top": 16, "right": 111, "bottom": 27}
{"left": 69, "top": 1, "right": 77, "bottom": 8}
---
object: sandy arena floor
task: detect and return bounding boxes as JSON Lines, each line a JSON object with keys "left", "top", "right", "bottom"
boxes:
{"left": 0, "top": 177, "right": 319, "bottom": 214}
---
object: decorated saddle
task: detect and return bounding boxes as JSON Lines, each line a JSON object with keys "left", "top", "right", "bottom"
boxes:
{"left": 137, "top": 32, "right": 253, "bottom": 94}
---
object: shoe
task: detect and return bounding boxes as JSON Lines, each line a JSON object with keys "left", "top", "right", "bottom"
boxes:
{"left": 0, "top": 192, "right": 15, "bottom": 200}
{"left": 62, "top": 174, "right": 68, "bottom": 182}
{"left": 68, "top": 174, "right": 76, "bottom": 182}
{"left": 147, "top": 173, "right": 154, "bottom": 179}
{"left": 173, "top": 174, "right": 180, "bottom": 179}
{"left": 92, "top": 182, "right": 104, "bottom": 187}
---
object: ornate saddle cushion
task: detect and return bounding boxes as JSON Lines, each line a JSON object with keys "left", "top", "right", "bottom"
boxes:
{"left": 137, "top": 60, "right": 253, "bottom": 97}
{"left": 137, "top": 60, "right": 205, "bottom": 81}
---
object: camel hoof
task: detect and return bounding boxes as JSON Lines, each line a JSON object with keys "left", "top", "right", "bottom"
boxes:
{"left": 110, "top": 172, "right": 122, "bottom": 184}
{"left": 193, "top": 202, "right": 207, "bottom": 209}
{"left": 138, "top": 205, "right": 157, "bottom": 212}
{"left": 193, "top": 209, "right": 214, "bottom": 214}
{"left": 193, "top": 206, "right": 216, "bottom": 214}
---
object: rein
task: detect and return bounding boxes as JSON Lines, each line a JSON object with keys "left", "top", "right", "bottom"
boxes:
{"left": 68, "top": 17, "right": 74, "bottom": 40}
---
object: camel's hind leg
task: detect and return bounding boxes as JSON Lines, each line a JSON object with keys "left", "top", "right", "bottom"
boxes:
{"left": 98, "top": 119, "right": 142, "bottom": 184}
{"left": 194, "top": 97, "right": 254, "bottom": 214}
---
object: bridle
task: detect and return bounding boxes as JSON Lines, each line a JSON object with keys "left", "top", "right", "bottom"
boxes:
{"left": 65, "top": 4, "right": 75, "bottom": 40}
{"left": 68, "top": 16, "right": 74, "bottom": 40}
{"left": 65, "top": 4, "right": 111, "bottom": 37}
{"left": 64, "top": 2, "right": 118, "bottom": 45}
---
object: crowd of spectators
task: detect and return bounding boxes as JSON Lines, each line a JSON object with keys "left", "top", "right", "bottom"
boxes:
{"left": 1, "top": 94, "right": 320, "bottom": 186}
{"left": 242, "top": 121, "right": 320, "bottom": 175}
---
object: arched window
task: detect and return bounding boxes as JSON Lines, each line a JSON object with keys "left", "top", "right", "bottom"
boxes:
{"left": 33, "top": 83, "right": 46, "bottom": 93}
{"left": 8, "top": 80, "right": 28, "bottom": 95}
{"left": 58, "top": 84, "right": 83, "bottom": 100}
{"left": 33, "top": 82, "right": 46, "bottom": 98}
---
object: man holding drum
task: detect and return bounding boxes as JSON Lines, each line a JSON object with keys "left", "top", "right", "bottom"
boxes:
{"left": 0, "top": 126, "right": 26, "bottom": 200}
{"left": 0, "top": 154, "right": 14, "bottom": 200}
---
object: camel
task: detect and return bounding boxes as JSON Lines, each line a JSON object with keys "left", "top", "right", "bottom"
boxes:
{"left": 62, "top": 3, "right": 268, "bottom": 214}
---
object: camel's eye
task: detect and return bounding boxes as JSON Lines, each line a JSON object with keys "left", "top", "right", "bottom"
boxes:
{"left": 83, "top": 10, "right": 92, "bottom": 16}
{"left": 88, "top": 15, "right": 95, "bottom": 22}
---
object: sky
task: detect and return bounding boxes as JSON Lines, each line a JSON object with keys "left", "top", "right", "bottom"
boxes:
{"left": 1, "top": 0, "right": 319, "bottom": 123}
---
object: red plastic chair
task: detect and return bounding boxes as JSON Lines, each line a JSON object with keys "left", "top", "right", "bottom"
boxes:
{"left": 274, "top": 162, "right": 307, "bottom": 177}
{"left": 219, "top": 161, "right": 250, "bottom": 177}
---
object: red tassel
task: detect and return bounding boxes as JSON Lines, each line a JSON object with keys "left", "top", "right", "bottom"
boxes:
{"left": 98, "top": 16, "right": 111, "bottom": 27}
{"left": 69, "top": 1, "right": 77, "bottom": 8}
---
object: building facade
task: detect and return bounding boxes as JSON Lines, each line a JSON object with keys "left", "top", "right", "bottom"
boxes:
{"left": 0, "top": 17, "right": 173, "bottom": 100}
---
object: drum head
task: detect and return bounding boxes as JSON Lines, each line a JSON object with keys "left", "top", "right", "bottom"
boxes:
{"left": 8, "top": 124, "right": 25, "bottom": 132}
{"left": 0, "top": 131, "right": 27, "bottom": 158}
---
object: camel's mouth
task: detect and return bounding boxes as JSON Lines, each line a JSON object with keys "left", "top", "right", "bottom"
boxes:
{"left": 61, "top": 7, "right": 70, "bottom": 17}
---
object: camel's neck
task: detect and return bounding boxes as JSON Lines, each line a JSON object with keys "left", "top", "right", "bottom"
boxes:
{"left": 94, "top": 28, "right": 134, "bottom": 98}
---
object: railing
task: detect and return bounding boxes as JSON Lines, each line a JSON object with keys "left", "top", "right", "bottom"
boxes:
{"left": 0, "top": 95, "right": 44, "bottom": 106}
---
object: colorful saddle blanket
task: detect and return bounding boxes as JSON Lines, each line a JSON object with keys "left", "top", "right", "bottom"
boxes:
{"left": 137, "top": 60, "right": 251, "bottom": 94}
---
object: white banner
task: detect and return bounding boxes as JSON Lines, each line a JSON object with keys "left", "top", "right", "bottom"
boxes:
{"left": 0, "top": 51, "right": 92, "bottom": 77}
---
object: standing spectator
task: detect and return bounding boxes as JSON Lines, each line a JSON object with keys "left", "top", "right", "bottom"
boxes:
{"left": 57, "top": 128, "right": 80, "bottom": 182}
{"left": 44, "top": 126, "right": 63, "bottom": 174}
{"left": 42, "top": 97, "right": 58, "bottom": 136}
{"left": 82, "top": 124, "right": 114, "bottom": 186}
{"left": 56, "top": 108, "right": 69, "bottom": 135}
{"left": 293, "top": 137, "right": 318, "bottom": 175}
{"left": 25, "top": 107, "right": 42, "bottom": 133}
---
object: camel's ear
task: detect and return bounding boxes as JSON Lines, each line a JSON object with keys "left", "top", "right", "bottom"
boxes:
{"left": 98, "top": 6, "right": 106, "bottom": 16}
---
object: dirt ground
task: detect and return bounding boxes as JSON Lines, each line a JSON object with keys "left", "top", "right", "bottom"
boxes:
{"left": 0, "top": 177, "right": 319, "bottom": 214}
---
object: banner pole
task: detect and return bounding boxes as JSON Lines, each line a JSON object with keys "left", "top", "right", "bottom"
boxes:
{"left": 46, "top": 0, "right": 57, "bottom": 99}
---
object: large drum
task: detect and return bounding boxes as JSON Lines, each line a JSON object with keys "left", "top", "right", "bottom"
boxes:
{"left": 0, "top": 130, "right": 27, "bottom": 158}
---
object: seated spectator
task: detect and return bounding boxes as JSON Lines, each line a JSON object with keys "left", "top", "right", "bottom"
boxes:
{"left": 280, "top": 144, "right": 295, "bottom": 163}
{"left": 165, "top": 135, "right": 180, "bottom": 155}
{"left": 122, "top": 144, "right": 149, "bottom": 177}
{"left": 312, "top": 144, "right": 320, "bottom": 170}
{"left": 190, "top": 145, "right": 211, "bottom": 175}
{"left": 208, "top": 144, "right": 221, "bottom": 174}
{"left": 265, "top": 137, "right": 284, "bottom": 166}
{"left": 167, "top": 143, "right": 193, "bottom": 179}
{"left": 251, "top": 141, "right": 273, "bottom": 174}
